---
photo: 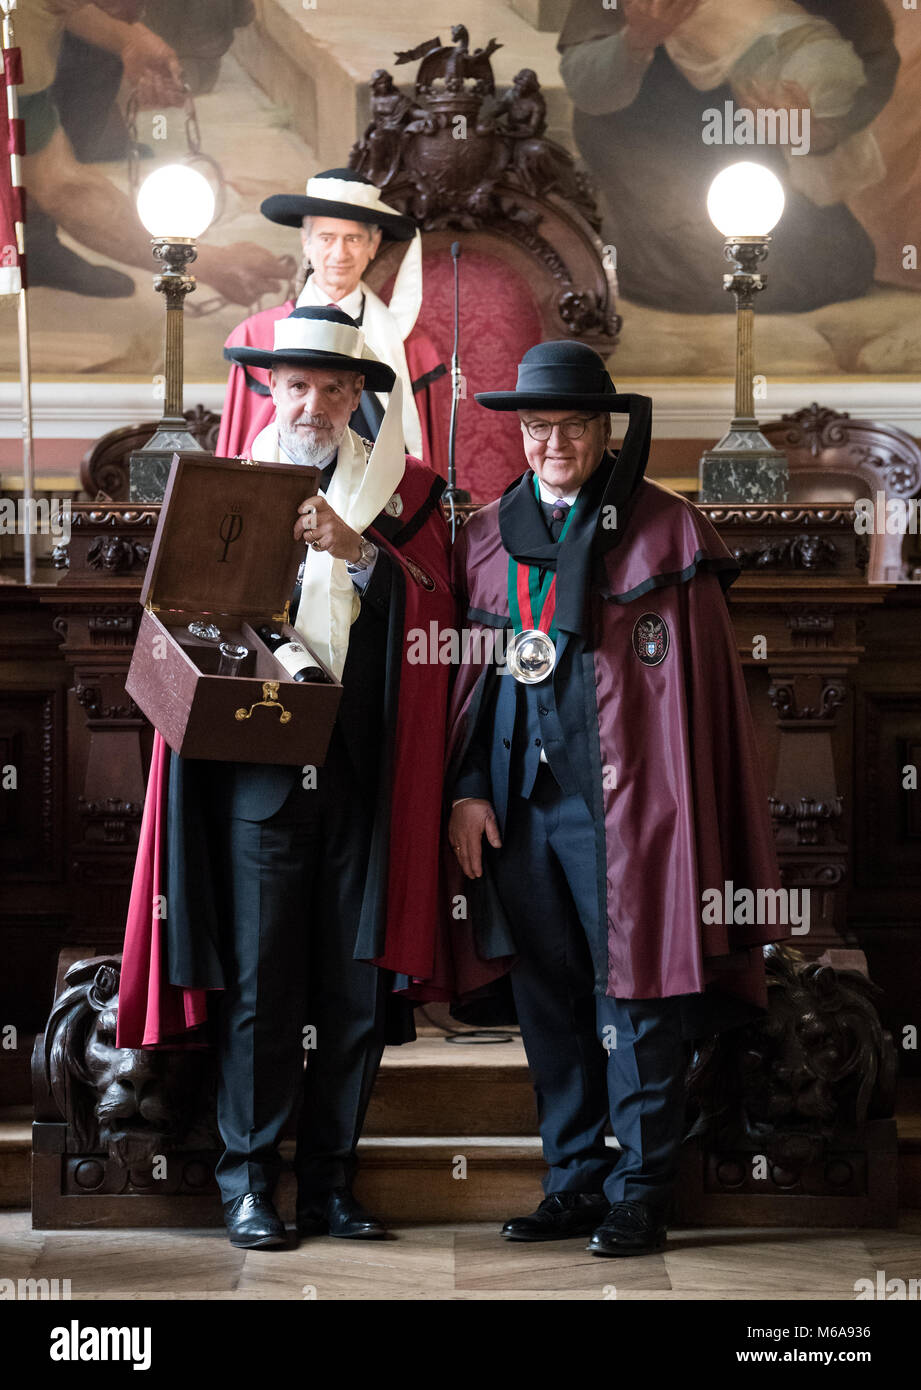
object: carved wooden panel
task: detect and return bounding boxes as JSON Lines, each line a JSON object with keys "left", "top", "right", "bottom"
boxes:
{"left": 0, "top": 688, "right": 64, "bottom": 882}
{"left": 855, "top": 691, "right": 921, "bottom": 890}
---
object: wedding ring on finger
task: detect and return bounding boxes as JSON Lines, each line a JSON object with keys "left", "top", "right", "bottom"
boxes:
{"left": 311, "top": 539, "right": 323, "bottom": 551}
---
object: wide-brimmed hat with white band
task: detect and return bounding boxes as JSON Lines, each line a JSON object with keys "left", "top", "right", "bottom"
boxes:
{"left": 234, "top": 305, "right": 406, "bottom": 684}
{"left": 226, "top": 304, "right": 397, "bottom": 392}
{"left": 261, "top": 166, "right": 416, "bottom": 240}
{"left": 261, "top": 167, "right": 423, "bottom": 345}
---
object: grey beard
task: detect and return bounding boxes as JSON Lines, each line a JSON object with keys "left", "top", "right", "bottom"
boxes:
{"left": 278, "top": 418, "right": 348, "bottom": 468}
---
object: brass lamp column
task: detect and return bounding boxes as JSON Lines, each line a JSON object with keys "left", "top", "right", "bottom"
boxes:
{"left": 129, "top": 165, "right": 216, "bottom": 503}
{"left": 699, "top": 162, "right": 790, "bottom": 504}
{"left": 156, "top": 237, "right": 197, "bottom": 423}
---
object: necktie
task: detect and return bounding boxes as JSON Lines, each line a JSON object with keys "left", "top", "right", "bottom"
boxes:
{"left": 548, "top": 501, "right": 570, "bottom": 542}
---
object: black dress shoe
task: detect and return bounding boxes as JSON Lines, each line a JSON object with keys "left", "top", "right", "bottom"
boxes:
{"left": 587, "top": 1200, "right": 668, "bottom": 1257}
{"left": 296, "top": 1187, "right": 388, "bottom": 1239}
{"left": 501, "top": 1192, "right": 610, "bottom": 1242}
{"left": 222, "top": 1192, "right": 287, "bottom": 1249}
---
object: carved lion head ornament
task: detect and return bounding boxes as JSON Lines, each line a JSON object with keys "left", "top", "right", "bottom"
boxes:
{"left": 41, "top": 957, "right": 216, "bottom": 1166}
{"left": 687, "top": 945, "right": 898, "bottom": 1171}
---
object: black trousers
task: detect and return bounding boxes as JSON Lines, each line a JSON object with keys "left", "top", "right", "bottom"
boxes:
{"left": 490, "top": 764, "right": 695, "bottom": 1213}
{"left": 211, "top": 730, "right": 388, "bottom": 1203}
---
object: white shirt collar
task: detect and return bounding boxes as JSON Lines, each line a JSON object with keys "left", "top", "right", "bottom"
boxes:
{"left": 535, "top": 476, "right": 581, "bottom": 508}
{"left": 298, "top": 274, "right": 364, "bottom": 320}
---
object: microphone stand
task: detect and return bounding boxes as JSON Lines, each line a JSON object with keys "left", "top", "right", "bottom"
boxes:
{"left": 442, "top": 240, "right": 470, "bottom": 542}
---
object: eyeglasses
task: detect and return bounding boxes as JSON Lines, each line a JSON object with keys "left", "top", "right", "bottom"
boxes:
{"left": 521, "top": 415, "right": 600, "bottom": 441}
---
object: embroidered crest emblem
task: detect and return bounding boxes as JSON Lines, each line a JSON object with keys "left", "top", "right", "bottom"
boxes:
{"left": 632, "top": 612, "right": 669, "bottom": 666}
{"left": 385, "top": 493, "right": 404, "bottom": 518}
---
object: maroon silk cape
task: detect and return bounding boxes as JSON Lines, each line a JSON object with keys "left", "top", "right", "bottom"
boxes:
{"left": 215, "top": 300, "right": 449, "bottom": 476}
{"left": 443, "top": 478, "right": 786, "bottom": 1016}
{"left": 116, "top": 456, "right": 489, "bottom": 1048}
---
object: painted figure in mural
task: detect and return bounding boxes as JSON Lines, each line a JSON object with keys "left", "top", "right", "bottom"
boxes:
{"left": 16, "top": 0, "right": 287, "bottom": 301}
{"left": 558, "top": 0, "right": 900, "bottom": 313}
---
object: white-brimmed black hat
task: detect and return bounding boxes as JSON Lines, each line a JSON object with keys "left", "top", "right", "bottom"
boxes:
{"left": 225, "top": 306, "right": 397, "bottom": 392}
{"left": 260, "top": 167, "right": 416, "bottom": 241}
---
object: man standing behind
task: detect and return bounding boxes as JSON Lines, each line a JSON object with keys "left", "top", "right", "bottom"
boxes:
{"left": 119, "top": 307, "right": 456, "bottom": 1249}
{"left": 217, "top": 167, "right": 447, "bottom": 470}
{"left": 445, "top": 340, "right": 785, "bottom": 1256}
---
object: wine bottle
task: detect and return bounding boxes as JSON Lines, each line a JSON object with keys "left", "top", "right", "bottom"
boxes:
{"left": 256, "top": 625, "right": 333, "bottom": 683}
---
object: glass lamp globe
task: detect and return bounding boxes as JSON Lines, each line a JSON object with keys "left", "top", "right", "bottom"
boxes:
{"left": 707, "top": 162, "right": 785, "bottom": 238}
{"left": 136, "top": 164, "right": 216, "bottom": 239}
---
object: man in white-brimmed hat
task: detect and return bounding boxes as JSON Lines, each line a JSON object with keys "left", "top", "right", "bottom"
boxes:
{"left": 129, "top": 304, "right": 458, "bottom": 1251}
{"left": 216, "top": 167, "right": 446, "bottom": 468}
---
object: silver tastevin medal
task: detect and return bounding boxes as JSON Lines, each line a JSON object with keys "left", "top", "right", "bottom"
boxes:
{"left": 507, "top": 628, "right": 557, "bottom": 685}
{"left": 506, "top": 476, "right": 577, "bottom": 685}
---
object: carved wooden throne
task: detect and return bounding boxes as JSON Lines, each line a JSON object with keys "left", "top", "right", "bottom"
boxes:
{"left": 762, "top": 404, "right": 921, "bottom": 584}
{"left": 349, "top": 28, "right": 620, "bottom": 503}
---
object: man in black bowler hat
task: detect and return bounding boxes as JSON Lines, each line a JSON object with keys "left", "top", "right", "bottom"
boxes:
{"left": 445, "top": 339, "right": 785, "bottom": 1255}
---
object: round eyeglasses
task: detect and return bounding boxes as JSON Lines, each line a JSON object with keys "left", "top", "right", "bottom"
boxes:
{"left": 522, "top": 415, "right": 599, "bottom": 441}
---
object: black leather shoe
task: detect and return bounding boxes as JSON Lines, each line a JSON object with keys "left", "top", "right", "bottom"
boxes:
{"left": 587, "top": 1200, "right": 668, "bottom": 1257}
{"left": 222, "top": 1192, "right": 288, "bottom": 1249}
{"left": 296, "top": 1187, "right": 388, "bottom": 1239}
{"left": 501, "top": 1192, "right": 610, "bottom": 1242}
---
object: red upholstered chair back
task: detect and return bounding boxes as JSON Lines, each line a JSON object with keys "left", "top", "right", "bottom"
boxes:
{"left": 373, "top": 237, "right": 545, "bottom": 504}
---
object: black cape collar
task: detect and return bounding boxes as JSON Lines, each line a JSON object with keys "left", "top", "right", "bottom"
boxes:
{"left": 497, "top": 394, "right": 652, "bottom": 637}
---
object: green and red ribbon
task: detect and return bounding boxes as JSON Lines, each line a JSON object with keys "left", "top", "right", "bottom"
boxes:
{"left": 507, "top": 475, "right": 578, "bottom": 642}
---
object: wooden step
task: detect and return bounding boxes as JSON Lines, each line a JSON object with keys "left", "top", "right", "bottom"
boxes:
{"left": 364, "top": 1036, "right": 536, "bottom": 1137}
{"left": 0, "top": 1037, "right": 35, "bottom": 1109}
{"left": 6, "top": 1082, "right": 920, "bottom": 1220}
{"left": 312, "top": 1137, "right": 545, "bottom": 1224}
{"left": 0, "top": 1107, "right": 30, "bottom": 1209}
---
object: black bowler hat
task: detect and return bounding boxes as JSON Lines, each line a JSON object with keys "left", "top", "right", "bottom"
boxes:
{"left": 475, "top": 340, "right": 626, "bottom": 412}
{"left": 225, "top": 306, "right": 396, "bottom": 392}
{"left": 260, "top": 167, "right": 417, "bottom": 242}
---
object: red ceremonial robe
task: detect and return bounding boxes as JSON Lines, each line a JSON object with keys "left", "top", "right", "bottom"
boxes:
{"left": 443, "top": 475, "right": 786, "bottom": 1031}
{"left": 216, "top": 300, "right": 449, "bottom": 476}
{"left": 116, "top": 455, "right": 486, "bottom": 1049}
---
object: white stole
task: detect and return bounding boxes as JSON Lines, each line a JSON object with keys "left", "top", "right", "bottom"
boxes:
{"left": 251, "top": 379, "right": 405, "bottom": 680}
{"left": 297, "top": 269, "right": 424, "bottom": 458}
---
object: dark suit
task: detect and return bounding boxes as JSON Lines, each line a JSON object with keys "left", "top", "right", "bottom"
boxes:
{"left": 454, "top": 499, "right": 694, "bottom": 1214}
{"left": 205, "top": 459, "right": 398, "bottom": 1204}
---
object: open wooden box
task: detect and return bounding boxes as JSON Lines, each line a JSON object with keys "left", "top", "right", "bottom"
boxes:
{"left": 125, "top": 451, "right": 342, "bottom": 765}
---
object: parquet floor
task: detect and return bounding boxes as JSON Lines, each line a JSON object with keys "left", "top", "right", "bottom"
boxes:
{"left": 3, "top": 1209, "right": 920, "bottom": 1301}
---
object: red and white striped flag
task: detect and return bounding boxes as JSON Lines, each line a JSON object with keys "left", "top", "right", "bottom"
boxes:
{"left": 0, "top": 0, "right": 24, "bottom": 297}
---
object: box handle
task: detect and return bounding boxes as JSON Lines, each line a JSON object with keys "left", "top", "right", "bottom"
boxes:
{"left": 235, "top": 681, "right": 292, "bottom": 725}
